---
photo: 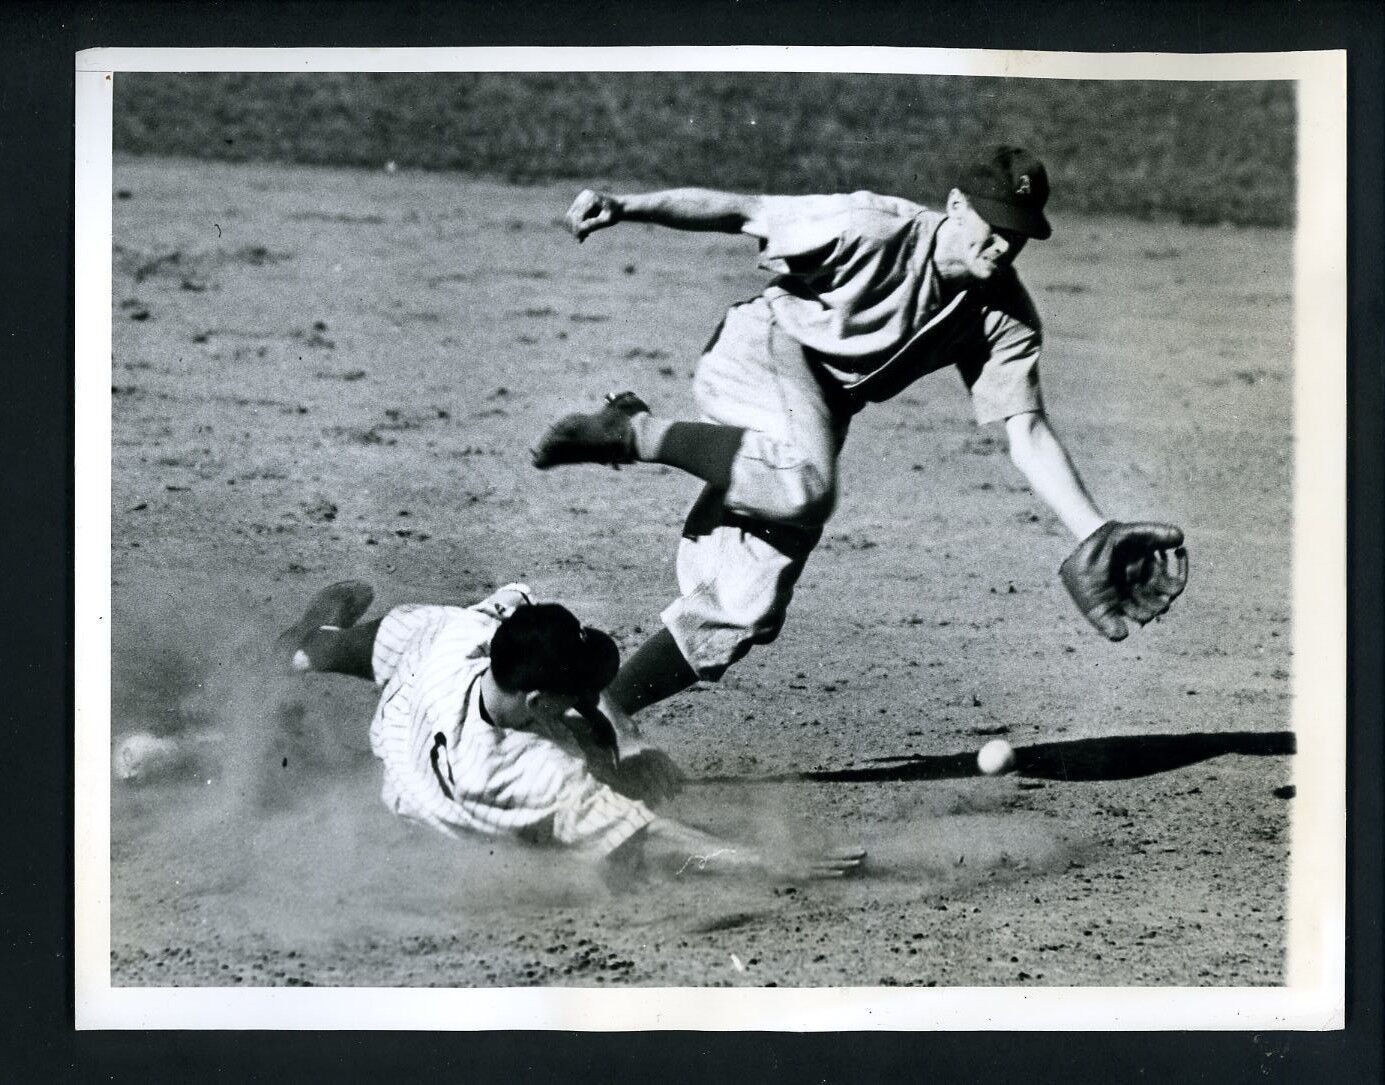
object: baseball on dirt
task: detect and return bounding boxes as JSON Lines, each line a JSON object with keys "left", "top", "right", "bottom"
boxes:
{"left": 977, "top": 738, "right": 1017, "bottom": 776}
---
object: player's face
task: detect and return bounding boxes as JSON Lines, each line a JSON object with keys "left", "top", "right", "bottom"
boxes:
{"left": 949, "top": 194, "right": 1028, "bottom": 281}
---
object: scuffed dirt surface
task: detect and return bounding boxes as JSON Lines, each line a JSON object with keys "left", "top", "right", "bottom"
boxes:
{"left": 107, "top": 157, "right": 1294, "bottom": 988}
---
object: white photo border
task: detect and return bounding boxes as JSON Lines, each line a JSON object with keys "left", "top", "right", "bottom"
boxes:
{"left": 74, "top": 45, "right": 1346, "bottom": 1031}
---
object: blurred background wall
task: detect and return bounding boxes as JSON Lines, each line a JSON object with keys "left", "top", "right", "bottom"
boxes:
{"left": 113, "top": 72, "right": 1294, "bottom": 227}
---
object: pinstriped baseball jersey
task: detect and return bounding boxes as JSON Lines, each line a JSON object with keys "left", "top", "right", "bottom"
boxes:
{"left": 368, "top": 589, "right": 654, "bottom": 857}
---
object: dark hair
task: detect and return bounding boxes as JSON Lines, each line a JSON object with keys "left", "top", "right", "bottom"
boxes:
{"left": 489, "top": 603, "right": 619, "bottom": 698}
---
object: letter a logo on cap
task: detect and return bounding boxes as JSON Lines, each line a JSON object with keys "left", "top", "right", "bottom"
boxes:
{"left": 962, "top": 145, "right": 1052, "bottom": 239}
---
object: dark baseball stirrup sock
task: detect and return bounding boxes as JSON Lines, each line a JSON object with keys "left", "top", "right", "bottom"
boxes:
{"left": 635, "top": 420, "right": 746, "bottom": 490}
{"left": 606, "top": 627, "right": 699, "bottom": 715}
{"left": 298, "top": 618, "right": 381, "bottom": 681}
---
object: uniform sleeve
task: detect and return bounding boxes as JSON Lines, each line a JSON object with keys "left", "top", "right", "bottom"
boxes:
{"left": 548, "top": 771, "right": 656, "bottom": 857}
{"left": 743, "top": 194, "right": 849, "bottom": 271}
{"left": 956, "top": 274, "right": 1046, "bottom": 425}
{"left": 451, "top": 722, "right": 655, "bottom": 858}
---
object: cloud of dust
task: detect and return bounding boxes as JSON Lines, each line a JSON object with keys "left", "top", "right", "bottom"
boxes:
{"left": 112, "top": 572, "right": 1077, "bottom": 953}
{"left": 858, "top": 789, "right": 1086, "bottom": 893}
{"left": 673, "top": 782, "right": 1085, "bottom": 896}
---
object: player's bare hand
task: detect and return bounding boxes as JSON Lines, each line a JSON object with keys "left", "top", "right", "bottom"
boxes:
{"left": 565, "top": 189, "right": 622, "bottom": 242}
{"left": 613, "top": 746, "right": 685, "bottom": 805}
{"left": 781, "top": 845, "right": 868, "bottom": 881}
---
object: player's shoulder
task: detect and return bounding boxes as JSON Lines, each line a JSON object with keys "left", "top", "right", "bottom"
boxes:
{"left": 750, "top": 191, "right": 934, "bottom": 252}
{"left": 817, "top": 191, "right": 933, "bottom": 245}
{"left": 840, "top": 190, "right": 929, "bottom": 219}
{"left": 431, "top": 606, "right": 502, "bottom": 658}
{"left": 836, "top": 191, "right": 940, "bottom": 236}
{"left": 768, "top": 190, "right": 927, "bottom": 221}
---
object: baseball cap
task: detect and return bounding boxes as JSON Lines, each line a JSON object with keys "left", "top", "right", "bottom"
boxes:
{"left": 490, "top": 602, "right": 620, "bottom": 699}
{"left": 959, "top": 145, "right": 1052, "bottom": 240}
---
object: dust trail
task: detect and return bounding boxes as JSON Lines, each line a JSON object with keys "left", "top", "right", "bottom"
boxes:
{"left": 857, "top": 809, "right": 1086, "bottom": 902}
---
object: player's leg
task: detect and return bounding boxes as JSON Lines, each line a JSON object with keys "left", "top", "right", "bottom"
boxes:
{"left": 610, "top": 522, "right": 794, "bottom": 714}
{"left": 276, "top": 580, "right": 377, "bottom": 679}
{"left": 534, "top": 301, "right": 850, "bottom": 531}
{"left": 607, "top": 501, "right": 825, "bottom": 714}
{"left": 678, "top": 305, "right": 850, "bottom": 526}
{"left": 606, "top": 627, "right": 698, "bottom": 715}
{"left": 606, "top": 306, "right": 851, "bottom": 714}
{"left": 533, "top": 393, "right": 749, "bottom": 495}
{"left": 677, "top": 510, "right": 823, "bottom": 668}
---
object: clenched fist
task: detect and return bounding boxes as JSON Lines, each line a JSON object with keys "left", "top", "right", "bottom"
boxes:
{"left": 564, "top": 189, "right": 623, "bottom": 241}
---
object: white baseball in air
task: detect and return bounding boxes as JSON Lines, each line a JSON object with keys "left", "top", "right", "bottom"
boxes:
{"left": 977, "top": 738, "right": 1017, "bottom": 776}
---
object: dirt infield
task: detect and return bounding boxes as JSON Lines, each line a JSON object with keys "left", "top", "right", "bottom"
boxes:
{"left": 108, "top": 156, "right": 1294, "bottom": 987}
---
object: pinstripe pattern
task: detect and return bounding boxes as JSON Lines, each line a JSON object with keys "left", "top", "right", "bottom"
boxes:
{"left": 367, "top": 586, "right": 654, "bottom": 857}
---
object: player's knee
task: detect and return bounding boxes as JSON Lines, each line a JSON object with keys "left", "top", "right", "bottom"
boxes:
{"left": 727, "top": 591, "right": 792, "bottom": 651}
{"left": 694, "top": 619, "right": 786, "bottom": 682}
{"left": 683, "top": 590, "right": 792, "bottom": 683}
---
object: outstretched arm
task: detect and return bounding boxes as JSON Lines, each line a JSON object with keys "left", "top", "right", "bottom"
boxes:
{"left": 1005, "top": 409, "right": 1188, "bottom": 640}
{"left": 565, "top": 187, "right": 764, "bottom": 241}
{"left": 610, "top": 816, "right": 866, "bottom": 881}
{"left": 1004, "top": 409, "right": 1107, "bottom": 540}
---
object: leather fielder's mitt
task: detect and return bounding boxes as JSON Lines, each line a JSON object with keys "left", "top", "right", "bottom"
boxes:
{"left": 1060, "top": 521, "right": 1188, "bottom": 641}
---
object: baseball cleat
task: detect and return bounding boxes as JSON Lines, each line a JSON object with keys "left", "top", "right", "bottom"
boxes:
{"left": 274, "top": 579, "right": 375, "bottom": 671}
{"left": 532, "top": 391, "right": 650, "bottom": 469}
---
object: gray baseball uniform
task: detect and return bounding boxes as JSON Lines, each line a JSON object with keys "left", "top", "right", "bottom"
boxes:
{"left": 664, "top": 192, "right": 1045, "bottom": 678}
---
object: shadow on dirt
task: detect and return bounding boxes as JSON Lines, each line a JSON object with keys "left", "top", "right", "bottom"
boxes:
{"left": 698, "top": 731, "right": 1296, "bottom": 785}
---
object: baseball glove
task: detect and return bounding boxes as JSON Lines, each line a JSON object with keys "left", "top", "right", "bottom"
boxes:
{"left": 1060, "top": 521, "right": 1188, "bottom": 641}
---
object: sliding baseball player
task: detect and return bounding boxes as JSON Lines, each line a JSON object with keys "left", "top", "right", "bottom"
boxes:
{"left": 273, "top": 579, "right": 863, "bottom": 879}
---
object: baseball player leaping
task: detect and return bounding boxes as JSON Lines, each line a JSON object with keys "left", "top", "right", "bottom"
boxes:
{"left": 277, "top": 579, "right": 864, "bottom": 879}
{"left": 534, "top": 145, "right": 1189, "bottom": 721}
